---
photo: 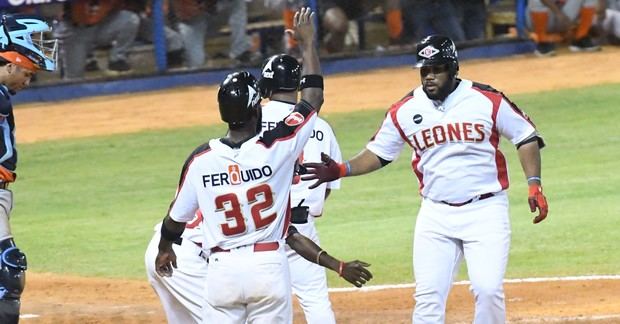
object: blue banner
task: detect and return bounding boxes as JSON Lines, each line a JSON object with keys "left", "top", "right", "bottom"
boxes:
{"left": 0, "top": 0, "right": 68, "bottom": 9}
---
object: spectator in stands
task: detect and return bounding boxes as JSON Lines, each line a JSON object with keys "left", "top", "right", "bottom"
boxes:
{"left": 314, "top": 0, "right": 404, "bottom": 53}
{"left": 401, "top": 0, "right": 465, "bottom": 43}
{"left": 60, "top": 0, "right": 140, "bottom": 79}
{"left": 527, "top": 0, "right": 604, "bottom": 56}
{"left": 171, "top": 0, "right": 262, "bottom": 69}
{"left": 453, "top": 0, "right": 487, "bottom": 40}
{"left": 595, "top": 0, "right": 620, "bottom": 44}
{"left": 125, "top": 0, "right": 185, "bottom": 68}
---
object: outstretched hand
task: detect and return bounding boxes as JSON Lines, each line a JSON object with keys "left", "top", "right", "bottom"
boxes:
{"left": 340, "top": 260, "right": 373, "bottom": 288}
{"left": 301, "top": 153, "right": 344, "bottom": 189}
{"left": 528, "top": 184, "right": 548, "bottom": 224}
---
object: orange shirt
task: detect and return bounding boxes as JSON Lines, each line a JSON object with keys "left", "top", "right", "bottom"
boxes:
{"left": 71, "top": 0, "right": 122, "bottom": 26}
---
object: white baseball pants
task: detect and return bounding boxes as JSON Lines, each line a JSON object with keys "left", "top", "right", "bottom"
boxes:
{"left": 203, "top": 244, "right": 292, "bottom": 324}
{"left": 412, "top": 192, "right": 511, "bottom": 324}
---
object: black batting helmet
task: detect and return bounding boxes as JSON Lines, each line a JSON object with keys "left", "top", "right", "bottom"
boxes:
{"left": 258, "top": 54, "right": 301, "bottom": 98}
{"left": 414, "top": 35, "right": 459, "bottom": 74}
{"left": 218, "top": 71, "right": 261, "bottom": 128}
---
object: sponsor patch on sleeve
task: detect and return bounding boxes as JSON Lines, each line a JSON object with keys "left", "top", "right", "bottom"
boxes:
{"left": 284, "top": 112, "right": 305, "bottom": 126}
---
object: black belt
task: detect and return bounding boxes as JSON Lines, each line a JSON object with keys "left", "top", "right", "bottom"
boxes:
{"left": 291, "top": 206, "right": 310, "bottom": 224}
{"left": 0, "top": 182, "right": 8, "bottom": 189}
{"left": 441, "top": 193, "right": 495, "bottom": 207}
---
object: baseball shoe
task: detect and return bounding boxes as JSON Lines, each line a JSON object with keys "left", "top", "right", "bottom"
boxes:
{"left": 569, "top": 36, "right": 601, "bottom": 52}
{"left": 107, "top": 59, "right": 132, "bottom": 75}
{"left": 534, "top": 42, "right": 556, "bottom": 57}
{"left": 166, "top": 50, "right": 185, "bottom": 69}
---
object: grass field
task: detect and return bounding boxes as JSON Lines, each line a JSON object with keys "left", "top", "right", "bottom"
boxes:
{"left": 12, "top": 83, "right": 620, "bottom": 286}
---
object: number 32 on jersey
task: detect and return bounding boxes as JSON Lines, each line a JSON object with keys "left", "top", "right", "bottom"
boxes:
{"left": 214, "top": 184, "right": 276, "bottom": 236}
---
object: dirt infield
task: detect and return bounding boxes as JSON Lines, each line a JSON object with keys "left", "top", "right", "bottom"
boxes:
{"left": 16, "top": 47, "right": 620, "bottom": 323}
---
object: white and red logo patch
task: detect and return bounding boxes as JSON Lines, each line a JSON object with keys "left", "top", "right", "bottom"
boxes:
{"left": 418, "top": 45, "right": 439, "bottom": 59}
{"left": 284, "top": 112, "right": 305, "bottom": 126}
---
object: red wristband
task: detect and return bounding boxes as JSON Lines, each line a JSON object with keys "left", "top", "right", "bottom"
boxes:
{"left": 338, "top": 261, "right": 344, "bottom": 277}
{"left": 338, "top": 163, "right": 347, "bottom": 178}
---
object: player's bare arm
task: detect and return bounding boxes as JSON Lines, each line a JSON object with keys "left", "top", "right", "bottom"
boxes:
{"left": 517, "top": 139, "right": 548, "bottom": 224}
{"left": 302, "top": 149, "right": 385, "bottom": 189}
{"left": 155, "top": 215, "right": 186, "bottom": 277}
{"left": 286, "top": 227, "right": 373, "bottom": 288}
{"left": 292, "top": 7, "right": 323, "bottom": 111}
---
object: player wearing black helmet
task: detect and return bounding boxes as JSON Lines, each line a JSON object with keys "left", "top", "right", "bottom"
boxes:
{"left": 414, "top": 35, "right": 459, "bottom": 101}
{"left": 258, "top": 53, "right": 349, "bottom": 324}
{"left": 155, "top": 8, "right": 328, "bottom": 322}
{"left": 258, "top": 54, "right": 301, "bottom": 99}
{"left": 301, "top": 34, "right": 548, "bottom": 323}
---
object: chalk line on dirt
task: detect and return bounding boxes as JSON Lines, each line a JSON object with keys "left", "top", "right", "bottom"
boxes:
{"left": 328, "top": 274, "right": 620, "bottom": 293}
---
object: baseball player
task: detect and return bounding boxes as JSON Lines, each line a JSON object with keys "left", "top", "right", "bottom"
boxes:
{"left": 0, "top": 14, "right": 57, "bottom": 323}
{"left": 302, "top": 35, "right": 549, "bottom": 324}
{"left": 258, "top": 53, "right": 343, "bottom": 324}
{"left": 145, "top": 211, "right": 207, "bottom": 324}
{"left": 146, "top": 213, "right": 372, "bottom": 323}
{"left": 154, "top": 8, "right": 327, "bottom": 323}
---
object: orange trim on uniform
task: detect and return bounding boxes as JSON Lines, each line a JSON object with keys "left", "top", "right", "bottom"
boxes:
{"left": 283, "top": 8, "right": 297, "bottom": 48}
{"left": 0, "top": 51, "right": 38, "bottom": 72}
{"left": 0, "top": 165, "right": 16, "bottom": 183}
{"left": 530, "top": 11, "right": 550, "bottom": 43}
{"left": 575, "top": 7, "right": 596, "bottom": 39}
{"left": 385, "top": 9, "right": 403, "bottom": 40}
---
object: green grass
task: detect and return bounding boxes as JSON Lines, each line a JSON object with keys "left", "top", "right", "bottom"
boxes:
{"left": 12, "top": 83, "right": 620, "bottom": 286}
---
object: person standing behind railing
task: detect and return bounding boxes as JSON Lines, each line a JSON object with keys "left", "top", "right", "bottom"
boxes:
{"left": 60, "top": 0, "right": 140, "bottom": 79}
{"left": 171, "top": 0, "right": 262, "bottom": 69}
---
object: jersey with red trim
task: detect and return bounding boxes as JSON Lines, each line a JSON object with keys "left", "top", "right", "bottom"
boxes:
{"left": 366, "top": 79, "right": 541, "bottom": 203}
{"left": 168, "top": 101, "right": 317, "bottom": 250}
{"left": 261, "top": 100, "right": 342, "bottom": 217}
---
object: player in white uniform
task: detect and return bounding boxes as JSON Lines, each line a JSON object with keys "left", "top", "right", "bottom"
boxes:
{"left": 302, "top": 35, "right": 549, "bottom": 324}
{"left": 258, "top": 53, "right": 343, "bottom": 324}
{"left": 145, "top": 211, "right": 207, "bottom": 323}
{"left": 154, "top": 8, "right": 325, "bottom": 323}
{"left": 146, "top": 212, "right": 372, "bottom": 324}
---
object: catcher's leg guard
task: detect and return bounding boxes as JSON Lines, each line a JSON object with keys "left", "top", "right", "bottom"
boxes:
{"left": 0, "top": 238, "right": 27, "bottom": 324}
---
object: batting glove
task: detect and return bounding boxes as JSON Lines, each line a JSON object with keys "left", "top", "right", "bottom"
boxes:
{"left": 528, "top": 183, "right": 548, "bottom": 224}
{"left": 301, "top": 153, "right": 346, "bottom": 189}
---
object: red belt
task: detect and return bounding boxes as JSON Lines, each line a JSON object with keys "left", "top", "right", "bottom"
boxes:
{"left": 211, "top": 242, "right": 279, "bottom": 253}
{"left": 441, "top": 193, "right": 495, "bottom": 207}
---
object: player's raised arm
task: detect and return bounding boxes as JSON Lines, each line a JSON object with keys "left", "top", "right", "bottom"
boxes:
{"left": 293, "top": 7, "right": 323, "bottom": 112}
{"left": 285, "top": 226, "right": 373, "bottom": 288}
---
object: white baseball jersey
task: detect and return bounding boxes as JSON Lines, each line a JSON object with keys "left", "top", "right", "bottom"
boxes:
{"left": 168, "top": 101, "right": 317, "bottom": 250}
{"left": 261, "top": 99, "right": 341, "bottom": 324}
{"left": 367, "top": 79, "right": 541, "bottom": 203}
{"left": 261, "top": 100, "right": 342, "bottom": 216}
